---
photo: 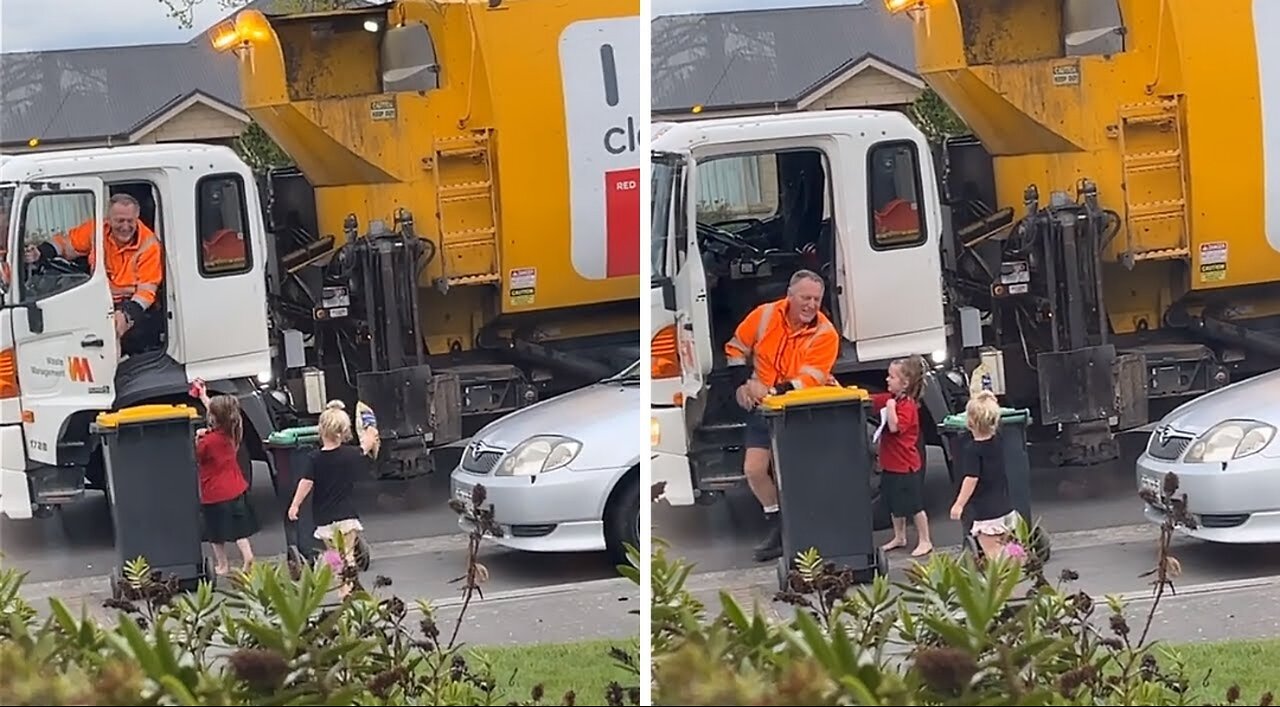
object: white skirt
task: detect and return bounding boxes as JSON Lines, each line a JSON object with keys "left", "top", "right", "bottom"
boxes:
{"left": 314, "top": 518, "right": 364, "bottom": 542}
{"left": 970, "top": 510, "right": 1019, "bottom": 537}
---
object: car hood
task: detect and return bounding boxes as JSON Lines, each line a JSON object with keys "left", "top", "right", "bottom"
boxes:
{"left": 1162, "top": 368, "right": 1280, "bottom": 434}
{"left": 471, "top": 380, "right": 640, "bottom": 455}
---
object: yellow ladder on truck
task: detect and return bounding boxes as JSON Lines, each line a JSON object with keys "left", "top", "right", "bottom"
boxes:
{"left": 1116, "top": 99, "right": 1191, "bottom": 265}
{"left": 431, "top": 130, "right": 501, "bottom": 287}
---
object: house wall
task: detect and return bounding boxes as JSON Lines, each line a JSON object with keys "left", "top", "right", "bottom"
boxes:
{"left": 137, "top": 103, "right": 248, "bottom": 144}
{"left": 805, "top": 66, "right": 922, "bottom": 111}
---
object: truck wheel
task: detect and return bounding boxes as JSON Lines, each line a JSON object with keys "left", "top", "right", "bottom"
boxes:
{"left": 604, "top": 473, "right": 640, "bottom": 568}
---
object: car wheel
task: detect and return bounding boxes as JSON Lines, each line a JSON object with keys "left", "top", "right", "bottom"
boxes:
{"left": 605, "top": 473, "right": 640, "bottom": 568}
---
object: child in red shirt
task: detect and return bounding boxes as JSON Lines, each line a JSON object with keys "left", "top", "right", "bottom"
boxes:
{"left": 872, "top": 356, "right": 933, "bottom": 557}
{"left": 192, "top": 382, "right": 259, "bottom": 575}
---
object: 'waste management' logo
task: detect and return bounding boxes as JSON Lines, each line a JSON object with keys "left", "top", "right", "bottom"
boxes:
{"left": 66, "top": 356, "right": 94, "bottom": 383}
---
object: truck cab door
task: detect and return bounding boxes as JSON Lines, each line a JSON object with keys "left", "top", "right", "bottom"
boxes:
{"left": 844, "top": 138, "right": 947, "bottom": 362}
{"left": 667, "top": 154, "right": 713, "bottom": 422}
{"left": 10, "top": 180, "right": 118, "bottom": 464}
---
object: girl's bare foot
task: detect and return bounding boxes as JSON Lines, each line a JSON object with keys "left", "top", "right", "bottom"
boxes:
{"left": 881, "top": 537, "right": 907, "bottom": 551}
{"left": 911, "top": 543, "right": 933, "bottom": 557}
{"left": 240, "top": 557, "right": 255, "bottom": 573}
{"left": 213, "top": 562, "right": 229, "bottom": 576}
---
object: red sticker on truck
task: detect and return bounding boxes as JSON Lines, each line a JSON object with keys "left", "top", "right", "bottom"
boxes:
{"left": 605, "top": 168, "right": 640, "bottom": 278}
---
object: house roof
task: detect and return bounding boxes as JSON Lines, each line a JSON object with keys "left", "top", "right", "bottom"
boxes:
{"left": 651, "top": 2, "right": 918, "bottom": 114}
{"left": 0, "top": 42, "right": 244, "bottom": 147}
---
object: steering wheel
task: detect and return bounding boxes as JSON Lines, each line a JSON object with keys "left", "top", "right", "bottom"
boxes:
{"left": 697, "top": 222, "right": 762, "bottom": 258}
{"left": 35, "top": 256, "right": 83, "bottom": 276}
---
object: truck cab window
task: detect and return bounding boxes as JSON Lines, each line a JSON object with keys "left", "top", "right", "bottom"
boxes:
{"left": 868, "top": 142, "right": 926, "bottom": 251}
{"left": 17, "top": 191, "right": 96, "bottom": 302}
{"left": 196, "top": 174, "right": 251, "bottom": 277}
{"left": 651, "top": 159, "right": 674, "bottom": 279}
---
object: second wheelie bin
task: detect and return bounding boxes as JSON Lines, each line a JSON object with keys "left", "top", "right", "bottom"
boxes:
{"left": 759, "top": 385, "right": 887, "bottom": 591}
{"left": 91, "top": 404, "right": 211, "bottom": 596}
{"left": 939, "top": 407, "right": 1051, "bottom": 563}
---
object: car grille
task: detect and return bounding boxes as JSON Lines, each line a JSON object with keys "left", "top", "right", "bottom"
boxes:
{"left": 1147, "top": 431, "right": 1192, "bottom": 461}
{"left": 460, "top": 445, "right": 503, "bottom": 474}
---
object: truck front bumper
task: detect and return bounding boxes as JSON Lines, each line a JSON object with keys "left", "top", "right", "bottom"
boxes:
{"left": 0, "top": 424, "right": 32, "bottom": 519}
{"left": 651, "top": 406, "right": 695, "bottom": 507}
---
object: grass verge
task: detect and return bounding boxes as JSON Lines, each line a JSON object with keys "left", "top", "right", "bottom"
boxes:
{"left": 1174, "top": 637, "right": 1280, "bottom": 701}
{"left": 467, "top": 637, "right": 638, "bottom": 702}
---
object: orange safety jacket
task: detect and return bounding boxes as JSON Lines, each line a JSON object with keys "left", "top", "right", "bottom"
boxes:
{"left": 46, "top": 220, "right": 163, "bottom": 315}
{"left": 724, "top": 297, "right": 839, "bottom": 391}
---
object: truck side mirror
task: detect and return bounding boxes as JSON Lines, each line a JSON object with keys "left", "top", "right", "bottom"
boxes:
{"left": 659, "top": 277, "right": 676, "bottom": 310}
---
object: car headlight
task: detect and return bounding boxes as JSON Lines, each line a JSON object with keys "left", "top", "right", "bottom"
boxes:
{"left": 1184, "top": 420, "right": 1276, "bottom": 463}
{"left": 494, "top": 435, "right": 583, "bottom": 476}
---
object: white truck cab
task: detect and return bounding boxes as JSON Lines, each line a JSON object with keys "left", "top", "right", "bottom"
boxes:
{"left": 0, "top": 144, "right": 275, "bottom": 520}
{"left": 650, "top": 110, "right": 952, "bottom": 507}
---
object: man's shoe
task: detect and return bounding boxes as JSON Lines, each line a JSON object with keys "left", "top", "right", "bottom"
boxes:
{"left": 752, "top": 515, "right": 782, "bottom": 563}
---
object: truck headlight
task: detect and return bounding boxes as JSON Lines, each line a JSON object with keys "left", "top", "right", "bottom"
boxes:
{"left": 1184, "top": 420, "right": 1276, "bottom": 463}
{"left": 495, "top": 435, "right": 582, "bottom": 476}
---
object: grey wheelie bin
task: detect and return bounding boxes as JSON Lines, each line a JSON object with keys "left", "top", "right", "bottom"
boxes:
{"left": 760, "top": 385, "right": 887, "bottom": 591}
{"left": 265, "top": 426, "right": 371, "bottom": 579}
{"left": 939, "top": 407, "right": 1051, "bottom": 564}
{"left": 91, "top": 404, "right": 211, "bottom": 597}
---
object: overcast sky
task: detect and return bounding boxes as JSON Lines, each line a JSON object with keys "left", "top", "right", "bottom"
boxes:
{"left": 0, "top": 0, "right": 237, "bottom": 53}
{"left": 0, "top": 0, "right": 864, "bottom": 53}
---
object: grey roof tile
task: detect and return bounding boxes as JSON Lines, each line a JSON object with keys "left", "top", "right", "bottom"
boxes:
{"left": 651, "top": 2, "right": 918, "bottom": 113}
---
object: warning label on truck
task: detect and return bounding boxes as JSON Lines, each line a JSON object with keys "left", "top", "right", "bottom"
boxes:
{"left": 560, "top": 16, "right": 640, "bottom": 281}
{"left": 1199, "top": 241, "right": 1228, "bottom": 282}
{"left": 509, "top": 267, "right": 536, "bottom": 306}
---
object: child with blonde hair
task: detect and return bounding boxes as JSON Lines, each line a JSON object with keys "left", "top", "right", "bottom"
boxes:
{"left": 950, "top": 390, "right": 1019, "bottom": 560}
{"left": 287, "top": 400, "right": 375, "bottom": 597}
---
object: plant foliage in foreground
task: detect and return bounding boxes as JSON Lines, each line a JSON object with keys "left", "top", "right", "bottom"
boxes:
{"left": 649, "top": 474, "right": 1277, "bottom": 705}
{"left": 0, "top": 482, "right": 639, "bottom": 706}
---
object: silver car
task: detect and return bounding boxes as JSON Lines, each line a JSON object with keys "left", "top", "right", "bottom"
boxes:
{"left": 1136, "top": 368, "right": 1280, "bottom": 543}
{"left": 450, "top": 360, "right": 641, "bottom": 564}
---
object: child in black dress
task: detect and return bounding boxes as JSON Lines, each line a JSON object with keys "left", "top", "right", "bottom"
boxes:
{"left": 949, "top": 390, "right": 1019, "bottom": 561}
{"left": 287, "top": 400, "right": 375, "bottom": 597}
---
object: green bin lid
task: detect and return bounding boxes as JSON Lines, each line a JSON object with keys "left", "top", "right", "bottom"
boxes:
{"left": 266, "top": 425, "right": 322, "bottom": 446}
{"left": 941, "top": 407, "right": 1032, "bottom": 431}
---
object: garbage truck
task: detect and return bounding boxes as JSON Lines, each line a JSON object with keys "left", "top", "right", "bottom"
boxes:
{"left": 0, "top": 0, "right": 640, "bottom": 521}
{"left": 650, "top": 0, "right": 1280, "bottom": 507}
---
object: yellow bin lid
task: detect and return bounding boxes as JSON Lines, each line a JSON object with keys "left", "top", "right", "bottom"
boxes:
{"left": 759, "top": 385, "right": 870, "bottom": 411}
{"left": 95, "top": 404, "right": 199, "bottom": 429}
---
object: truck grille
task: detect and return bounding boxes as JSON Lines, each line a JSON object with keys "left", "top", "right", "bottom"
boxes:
{"left": 1147, "top": 430, "right": 1192, "bottom": 461}
{"left": 461, "top": 444, "right": 503, "bottom": 474}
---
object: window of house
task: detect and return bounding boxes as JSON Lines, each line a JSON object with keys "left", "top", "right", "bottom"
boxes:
{"left": 867, "top": 141, "right": 927, "bottom": 251}
{"left": 197, "top": 174, "right": 252, "bottom": 277}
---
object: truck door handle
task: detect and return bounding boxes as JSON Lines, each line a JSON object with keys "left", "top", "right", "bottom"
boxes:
{"left": 81, "top": 336, "right": 104, "bottom": 348}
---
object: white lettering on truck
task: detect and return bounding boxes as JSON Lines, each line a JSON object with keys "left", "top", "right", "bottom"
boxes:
{"left": 560, "top": 16, "right": 641, "bottom": 281}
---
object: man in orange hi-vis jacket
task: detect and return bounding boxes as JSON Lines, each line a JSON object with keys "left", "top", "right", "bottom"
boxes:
{"left": 24, "top": 193, "right": 164, "bottom": 356}
{"left": 724, "top": 269, "right": 840, "bottom": 563}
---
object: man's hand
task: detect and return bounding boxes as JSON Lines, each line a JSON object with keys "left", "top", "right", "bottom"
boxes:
{"left": 112, "top": 311, "right": 131, "bottom": 339}
{"left": 23, "top": 245, "right": 40, "bottom": 264}
{"left": 736, "top": 380, "right": 770, "bottom": 410}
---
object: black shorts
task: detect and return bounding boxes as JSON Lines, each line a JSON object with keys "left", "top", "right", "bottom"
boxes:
{"left": 744, "top": 412, "right": 771, "bottom": 449}
{"left": 880, "top": 470, "right": 924, "bottom": 518}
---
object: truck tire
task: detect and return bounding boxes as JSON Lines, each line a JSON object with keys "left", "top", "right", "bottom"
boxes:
{"left": 604, "top": 471, "right": 640, "bottom": 568}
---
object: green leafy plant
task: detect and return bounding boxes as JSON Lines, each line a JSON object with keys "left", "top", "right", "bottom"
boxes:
{"left": 0, "top": 482, "right": 639, "bottom": 706}
{"left": 649, "top": 475, "right": 1275, "bottom": 705}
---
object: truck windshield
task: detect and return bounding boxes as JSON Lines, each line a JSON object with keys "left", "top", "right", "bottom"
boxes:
{"left": 651, "top": 153, "right": 677, "bottom": 282}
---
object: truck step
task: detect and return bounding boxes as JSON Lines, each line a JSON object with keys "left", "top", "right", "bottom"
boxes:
{"left": 433, "top": 130, "right": 499, "bottom": 284}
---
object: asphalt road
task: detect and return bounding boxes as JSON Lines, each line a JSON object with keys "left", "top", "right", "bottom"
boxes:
{"left": 655, "top": 432, "right": 1280, "bottom": 647}
{"left": 2, "top": 446, "right": 639, "bottom": 646}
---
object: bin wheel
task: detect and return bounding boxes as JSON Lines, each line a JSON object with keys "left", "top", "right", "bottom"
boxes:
{"left": 354, "top": 536, "right": 371, "bottom": 572}
{"left": 875, "top": 547, "right": 889, "bottom": 578}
